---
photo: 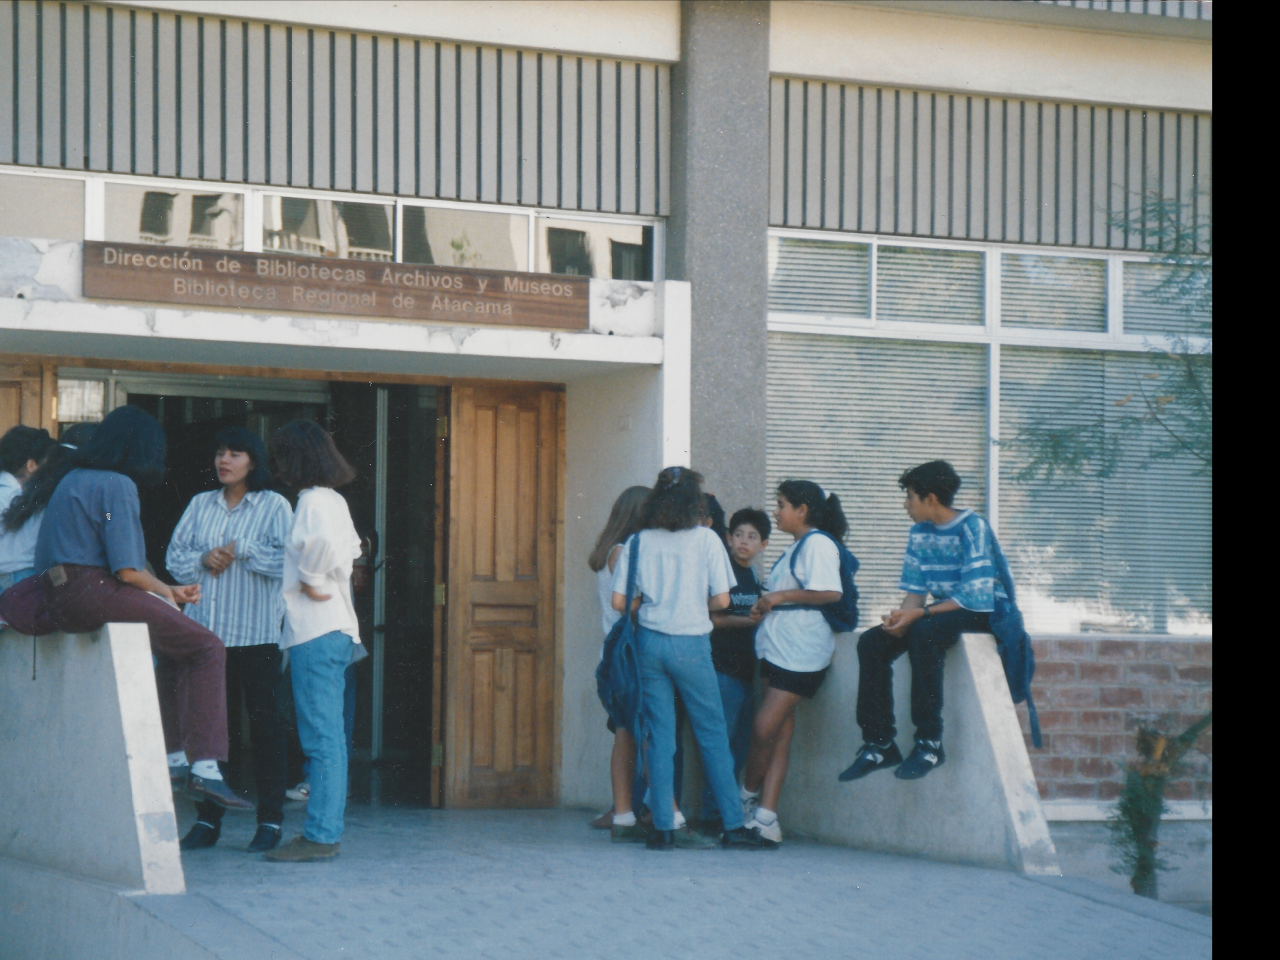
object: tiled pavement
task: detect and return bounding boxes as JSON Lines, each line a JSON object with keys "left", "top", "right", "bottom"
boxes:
{"left": 165, "top": 799, "right": 1211, "bottom": 960}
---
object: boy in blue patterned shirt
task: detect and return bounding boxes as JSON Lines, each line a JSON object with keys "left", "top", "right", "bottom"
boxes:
{"left": 839, "top": 461, "right": 1004, "bottom": 782}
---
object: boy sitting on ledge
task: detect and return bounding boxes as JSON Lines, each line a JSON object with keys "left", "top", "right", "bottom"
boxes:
{"left": 840, "top": 460, "right": 1005, "bottom": 782}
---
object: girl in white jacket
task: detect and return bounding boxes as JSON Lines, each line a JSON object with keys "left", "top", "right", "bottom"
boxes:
{"left": 266, "top": 420, "right": 362, "bottom": 863}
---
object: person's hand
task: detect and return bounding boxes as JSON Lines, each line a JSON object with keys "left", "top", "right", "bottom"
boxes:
{"left": 172, "top": 583, "right": 202, "bottom": 605}
{"left": 881, "top": 607, "right": 924, "bottom": 637}
{"left": 300, "top": 582, "right": 332, "bottom": 602}
{"left": 750, "top": 593, "right": 780, "bottom": 620}
{"left": 202, "top": 542, "right": 236, "bottom": 577}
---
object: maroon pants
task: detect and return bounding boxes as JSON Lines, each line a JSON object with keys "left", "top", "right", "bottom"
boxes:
{"left": 42, "top": 565, "right": 229, "bottom": 762}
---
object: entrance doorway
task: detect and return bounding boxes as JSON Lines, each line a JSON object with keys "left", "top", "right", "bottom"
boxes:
{"left": 56, "top": 367, "right": 563, "bottom": 808}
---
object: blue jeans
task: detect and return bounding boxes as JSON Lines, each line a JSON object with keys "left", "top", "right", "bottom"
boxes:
{"left": 700, "top": 672, "right": 753, "bottom": 822}
{"left": 637, "top": 627, "right": 744, "bottom": 833}
{"left": 303, "top": 663, "right": 356, "bottom": 781}
{"left": 290, "top": 631, "right": 351, "bottom": 844}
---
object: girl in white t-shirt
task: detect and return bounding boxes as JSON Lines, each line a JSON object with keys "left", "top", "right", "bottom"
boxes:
{"left": 611, "top": 467, "right": 772, "bottom": 850}
{"left": 587, "top": 484, "right": 650, "bottom": 838}
{"left": 741, "top": 479, "right": 849, "bottom": 844}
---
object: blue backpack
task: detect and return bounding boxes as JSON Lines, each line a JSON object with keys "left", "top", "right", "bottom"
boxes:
{"left": 774, "top": 529, "right": 860, "bottom": 633}
{"left": 595, "top": 535, "right": 644, "bottom": 737}
{"left": 988, "top": 531, "right": 1042, "bottom": 748}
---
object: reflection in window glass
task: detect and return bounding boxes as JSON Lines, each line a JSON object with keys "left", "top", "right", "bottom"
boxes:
{"left": 1002, "top": 254, "right": 1107, "bottom": 331}
{"left": 0, "top": 173, "right": 84, "bottom": 241}
{"left": 56, "top": 380, "right": 106, "bottom": 425}
{"left": 401, "top": 206, "right": 528, "bottom": 271}
{"left": 536, "top": 218, "right": 652, "bottom": 280}
{"left": 877, "top": 246, "right": 984, "bottom": 325}
{"left": 104, "top": 184, "right": 243, "bottom": 248}
{"left": 767, "top": 236, "right": 870, "bottom": 317}
{"left": 262, "top": 196, "right": 393, "bottom": 260}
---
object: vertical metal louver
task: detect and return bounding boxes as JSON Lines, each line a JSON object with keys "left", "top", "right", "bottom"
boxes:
{"left": 769, "top": 79, "right": 1211, "bottom": 253}
{"left": 0, "top": 1, "right": 669, "bottom": 214}
{"left": 1033, "top": 1, "right": 1212, "bottom": 20}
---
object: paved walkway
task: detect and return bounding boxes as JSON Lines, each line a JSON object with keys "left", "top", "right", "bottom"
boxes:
{"left": 164, "top": 800, "right": 1211, "bottom": 960}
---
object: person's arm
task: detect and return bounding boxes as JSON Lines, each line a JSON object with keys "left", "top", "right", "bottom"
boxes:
{"left": 751, "top": 588, "right": 842, "bottom": 619}
{"left": 711, "top": 611, "right": 758, "bottom": 629}
{"left": 292, "top": 496, "right": 341, "bottom": 601}
{"left": 236, "top": 496, "right": 291, "bottom": 579}
{"left": 882, "top": 592, "right": 959, "bottom": 636}
{"left": 708, "top": 591, "right": 731, "bottom": 612}
{"left": 606, "top": 543, "right": 623, "bottom": 574}
{"left": 116, "top": 566, "right": 200, "bottom": 605}
{"left": 164, "top": 498, "right": 207, "bottom": 584}
{"left": 611, "top": 590, "right": 642, "bottom": 614}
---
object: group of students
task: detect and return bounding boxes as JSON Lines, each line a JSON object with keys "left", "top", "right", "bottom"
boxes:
{"left": 588, "top": 459, "right": 1010, "bottom": 849}
{"left": 0, "top": 410, "right": 363, "bottom": 863}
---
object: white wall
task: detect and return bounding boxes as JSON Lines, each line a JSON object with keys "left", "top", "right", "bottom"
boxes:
{"left": 772, "top": 1, "right": 1212, "bottom": 111}
{"left": 132, "top": 0, "right": 681, "bottom": 61}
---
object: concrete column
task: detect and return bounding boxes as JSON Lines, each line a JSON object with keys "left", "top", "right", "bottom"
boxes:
{"left": 666, "top": 0, "right": 771, "bottom": 515}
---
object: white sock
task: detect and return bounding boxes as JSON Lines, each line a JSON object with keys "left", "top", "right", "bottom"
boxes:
{"left": 167, "top": 751, "right": 189, "bottom": 768}
{"left": 673, "top": 810, "right": 687, "bottom": 829}
{"left": 740, "top": 784, "right": 759, "bottom": 802}
{"left": 754, "top": 807, "right": 777, "bottom": 826}
{"left": 613, "top": 811, "right": 636, "bottom": 827}
{"left": 191, "top": 760, "right": 223, "bottom": 780}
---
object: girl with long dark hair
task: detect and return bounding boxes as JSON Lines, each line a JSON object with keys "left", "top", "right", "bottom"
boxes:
{"left": 739, "top": 479, "right": 848, "bottom": 844}
{"left": 264, "top": 419, "right": 361, "bottom": 863}
{"left": 32, "top": 406, "right": 250, "bottom": 810}
{"left": 610, "top": 467, "right": 772, "bottom": 850}
{"left": 166, "top": 426, "right": 294, "bottom": 853}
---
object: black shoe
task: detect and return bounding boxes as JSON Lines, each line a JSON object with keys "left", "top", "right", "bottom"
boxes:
{"left": 247, "top": 823, "right": 283, "bottom": 853}
{"left": 169, "top": 764, "right": 190, "bottom": 788}
{"left": 179, "top": 820, "right": 220, "bottom": 850}
{"left": 721, "top": 825, "right": 777, "bottom": 849}
{"left": 895, "top": 739, "right": 946, "bottom": 780}
{"left": 184, "top": 774, "right": 255, "bottom": 811}
{"left": 646, "top": 830, "right": 676, "bottom": 850}
{"left": 699, "top": 817, "right": 723, "bottom": 838}
{"left": 838, "top": 740, "right": 904, "bottom": 781}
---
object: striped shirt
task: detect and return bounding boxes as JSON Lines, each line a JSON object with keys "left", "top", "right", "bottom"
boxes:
{"left": 166, "top": 488, "right": 293, "bottom": 647}
{"left": 899, "top": 508, "right": 1008, "bottom": 613}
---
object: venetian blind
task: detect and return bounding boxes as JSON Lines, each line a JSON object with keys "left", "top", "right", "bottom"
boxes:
{"left": 767, "top": 237, "right": 871, "bottom": 317}
{"left": 877, "top": 246, "right": 985, "bottom": 325}
{"left": 765, "top": 333, "right": 989, "bottom": 623}
{"left": 1122, "top": 261, "right": 1212, "bottom": 338}
{"left": 1002, "top": 254, "right": 1107, "bottom": 331}
{"left": 999, "top": 347, "right": 1212, "bottom": 633}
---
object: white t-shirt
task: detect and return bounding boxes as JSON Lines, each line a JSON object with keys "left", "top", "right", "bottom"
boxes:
{"left": 281, "top": 487, "right": 363, "bottom": 650}
{"left": 597, "top": 556, "right": 622, "bottom": 636}
{"left": 612, "top": 526, "right": 735, "bottom": 637}
{"left": 755, "top": 533, "right": 843, "bottom": 673}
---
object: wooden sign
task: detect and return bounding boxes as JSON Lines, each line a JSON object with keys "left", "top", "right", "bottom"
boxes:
{"left": 82, "top": 241, "right": 589, "bottom": 331}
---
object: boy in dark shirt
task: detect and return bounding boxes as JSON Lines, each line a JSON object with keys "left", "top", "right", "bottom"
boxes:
{"left": 699, "top": 507, "right": 770, "bottom": 836}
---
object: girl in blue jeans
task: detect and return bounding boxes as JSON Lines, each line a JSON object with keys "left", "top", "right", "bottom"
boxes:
{"left": 611, "top": 467, "right": 773, "bottom": 851}
{"left": 266, "top": 420, "right": 363, "bottom": 863}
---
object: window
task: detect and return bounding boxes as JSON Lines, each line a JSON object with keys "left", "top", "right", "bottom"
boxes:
{"left": 0, "top": 173, "right": 84, "bottom": 241}
{"left": 537, "top": 218, "right": 653, "bottom": 280}
{"left": 56, "top": 380, "right": 106, "bottom": 426}
{"left": 262, "top": 196, "right": 392, "bottom": 260}
{"left": 105, "top": 184, "right": 243, "bottom": 249}
{"left": 768, "top": 237, "right": 870, "bottom": 317}
{"left": 1001, "top": 254, "right": 1107, "bottom": 332}
{"left": 401, "top": 206, "right": 529, "bottom": 271}
{"left": 877, "top": 246, "right": 984, "bottom": 325}
{"left": 1123, "top": 260, "right": 1212, "bottom": 337}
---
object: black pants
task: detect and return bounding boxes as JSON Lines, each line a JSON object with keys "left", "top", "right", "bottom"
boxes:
{"left": 856, "top": 609, "right": 990, "bottom": 743}
{"left": 194, "top": 644, "right": 288, "bottom": 828}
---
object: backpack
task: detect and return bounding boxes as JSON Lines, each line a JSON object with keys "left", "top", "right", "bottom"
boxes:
{"left": 987, "top": 531, "right": 1042, "bottom": 748}
{"left": 595, "top": 535, "right": 643, "bottom": 737}
{"left": 774, "top": 529, "right": 860, "bottom": 633}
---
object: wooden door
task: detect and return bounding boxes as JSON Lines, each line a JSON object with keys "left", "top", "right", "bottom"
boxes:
{"left": 0, "top": 362, "right": 56, "bottom": 435}
{"left": 446, "top": 384, "right": 562, "bottom": 807}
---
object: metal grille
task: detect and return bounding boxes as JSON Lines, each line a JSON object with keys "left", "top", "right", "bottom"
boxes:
{"left": 0, "top": 1, "right": 669, "bottom": 214}
{"left": 1033, "top": 0, "right": 1212, "bottom": 19}
{"left": 769, "top": 79, "right": 1212, "bottom": 252}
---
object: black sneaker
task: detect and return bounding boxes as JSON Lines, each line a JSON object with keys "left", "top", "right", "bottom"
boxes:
{"left": 838, "top": 740, "right": 904, "bottom": 781}
{"left": 179, "top": 820, "right": 220, "bottom": 850}
{"left": 721, "top": 825, "right": 777, "bottom": 849}
{"left": 247, "top": 823, "right": 283, "bottom": 853}
{"left": 895, "top": 739, "right": 945, "bottom": 780}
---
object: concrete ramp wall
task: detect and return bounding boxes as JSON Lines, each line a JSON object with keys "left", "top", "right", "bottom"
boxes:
{"left": 0, "top": 624, "right": 184, "bottom": 893}
{"left": 782, "top": 632, "right": 1059, "bottom": 873}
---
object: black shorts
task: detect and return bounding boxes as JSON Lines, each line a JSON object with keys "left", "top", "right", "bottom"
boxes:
{"left": 760, "top": 659, "right": 829, "bottom": 699}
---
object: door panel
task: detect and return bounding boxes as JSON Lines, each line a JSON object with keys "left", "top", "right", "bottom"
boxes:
{"left": 447, "top": 384, "right": 561, "bottom": 807}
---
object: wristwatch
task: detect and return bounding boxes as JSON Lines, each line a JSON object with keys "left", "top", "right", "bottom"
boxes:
{"left": 921, "top": 604, "right": 932, "bottom": 617}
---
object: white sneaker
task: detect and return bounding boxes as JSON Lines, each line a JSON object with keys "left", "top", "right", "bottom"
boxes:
{"left": 746, "top": 816, "right": 782, "bottom": 844}
{"left": 285, "top": 781, "right": 310, "bottom": 802}
{"left": 741, "top": 793, "right": 759, "bottom": 824}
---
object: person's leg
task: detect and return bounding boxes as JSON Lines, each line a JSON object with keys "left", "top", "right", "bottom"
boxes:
{"left": 666, "top": 637, "right": 745, "bottom": 832}
{"left": 672, "top": 689, "right": 686, "bottom": 812}
{"left": 856, "top": 625, "right": 909, "bottom": 744}
{"left": 701, "top": 672, "right": 750, "bottom": 823}
{"left": 154, "top": 655, "right": 184, "bottom": 756}
{"left": 288, "top": 632, "right": 351, "bottom": 845}
{"left": 742, "top": 681, "right": 803, "bottom": 794}
{"left": 610, "top": 726, "right": 637, "bottom": 815}
{"left": 636, "top": 627, "right": 679, "bottom": 832}
{"left": 190, "top": 647, "right": 239, "bottom": 836}
{"left": 759, "top": 710, "right": 795, "bottom": 813}
{"left": 240, "top": 644, "right": 288, "bottom": 827}
{"left": 905, "top": 610, "right": 991, "bottom": 741}
{"left": 343, "top": 663, "right": 357, "bottom": 756}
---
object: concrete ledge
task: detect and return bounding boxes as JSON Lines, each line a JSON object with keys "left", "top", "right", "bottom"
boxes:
{"left": 781, "top": 632, "right": 1060, "bottom": 873}
{"left": 0, "top": 624, "right": 183, "bottom": 894}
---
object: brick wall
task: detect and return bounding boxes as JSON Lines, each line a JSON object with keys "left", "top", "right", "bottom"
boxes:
{"left": 1015, "top": 637, "right": 1212, "bottom": 802}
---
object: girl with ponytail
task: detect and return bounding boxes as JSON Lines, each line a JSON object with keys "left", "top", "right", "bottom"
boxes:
{"left": 738, "top": 479, "right": 849, "bottom": 844}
